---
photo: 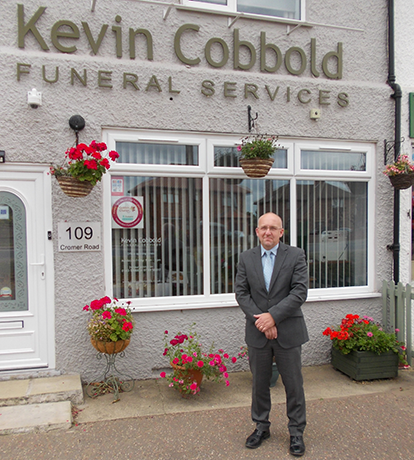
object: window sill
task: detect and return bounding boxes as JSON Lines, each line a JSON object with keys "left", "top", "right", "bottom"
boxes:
{"left": 128, "top": 291, "right": 381, "bottom": 312}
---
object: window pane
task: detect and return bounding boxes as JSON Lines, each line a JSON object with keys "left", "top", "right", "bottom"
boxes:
{"left": 296, "top": 181, "right": 368, "bottom": 288}
{"left": 214, "top": 146, "right": 288, "bottom": 168}
{"left": 112, "top": 176, "right": 203, "bottom": 299}
{"left": 209, "top": 178, "right": 290, "bottom": 294}
{"left": 301, "top": 150, "right": 366, "bottom": 171}
{"left": 116, "top": 142, "right": 198, "bottom": 165}
{"left": 238, "top": 0, "right": 301, "bottom": 19}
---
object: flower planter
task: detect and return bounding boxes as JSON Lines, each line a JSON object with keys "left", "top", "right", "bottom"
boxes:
{"left": 56, "top": 176, "right": 94, "bottom": 197}
{"left": 331, "top": 348, "right": 399, "bottom": 381}
{"left": 171, "top": 362, "right": 204, "bottom": 389}
{"left": 90, "top": 338, "right": 130, "bottom": 354}
{"left": 388, "top": 174, "right": 414, "bottom": 190}
{"left": 239, "top": 158, "right": 274, "bottom": 178}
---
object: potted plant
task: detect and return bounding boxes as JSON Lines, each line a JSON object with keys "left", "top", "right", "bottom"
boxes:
{"left": 383, "top": 154, "right": 414, "bottom": 189}
{"left": 323, "top": 314, "right": 407, "bottom": 380}
{"left": 83, "top": 296, "right": 134, "bottom": 354}
{"left": 237, "top": 134, "right": 280, "bottom": 178}
{"left": 50, "top": 140, "right": 120, "bottom": 197}
{"left": 160, "top": 324, "right": 237, "bottom": 396}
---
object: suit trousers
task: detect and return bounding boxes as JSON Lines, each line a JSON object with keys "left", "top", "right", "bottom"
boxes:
{"left": 248, "top": 340, "right": 306, "bottom": 436}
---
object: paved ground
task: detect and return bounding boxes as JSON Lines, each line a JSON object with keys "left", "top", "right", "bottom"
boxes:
{"left": 1, "top": 365, "right": 414, "bottom": 459}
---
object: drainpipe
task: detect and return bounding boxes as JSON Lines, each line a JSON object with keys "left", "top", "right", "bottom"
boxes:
{"left": 387, "top": 0, "right": 402, "bottom": 283}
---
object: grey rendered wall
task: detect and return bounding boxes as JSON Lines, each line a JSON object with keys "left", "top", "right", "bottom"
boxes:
{"left": 0, "top": 0, "right": 397, "bottom": 381}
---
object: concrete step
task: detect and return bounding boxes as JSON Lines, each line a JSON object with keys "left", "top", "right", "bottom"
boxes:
{"left": 0, "top": 401, "right": 72, "bottom": 435}
{"left": 0, "top": 374, "right": 83, "bottom": 407}
{"left": 0, "top": 374, "right": 83, "bottom": 434}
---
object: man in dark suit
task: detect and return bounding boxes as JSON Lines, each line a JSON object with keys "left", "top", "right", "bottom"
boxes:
{"left": 235, "top": 212, "right": 308, "bottom": 457}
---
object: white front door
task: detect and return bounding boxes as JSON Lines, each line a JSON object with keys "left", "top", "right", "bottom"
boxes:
{"left": 0, "top": 165, "right": 54, "bottom": 371}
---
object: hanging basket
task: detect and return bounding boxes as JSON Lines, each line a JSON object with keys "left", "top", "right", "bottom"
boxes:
{"left": 56, "top": 176, "right": 94, "bottom": 197}
{"left": 239, "top": 158, "right": 275, "bottom": 178}
{"left": 388, "top": 174, "right": 414, "bottom": 190}
{"left": 90, "top": 338, "right": 130, "bottom": 354}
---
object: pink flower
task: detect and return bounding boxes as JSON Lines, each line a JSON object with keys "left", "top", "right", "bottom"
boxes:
{"left": 209, "top": 360, "right": 215, "bottom": 366}
{"left": 122, "top": 322, "right": 133, "bottom": 332}
{"left": 90, "top": 299, "right": 103, "bottom": 310}
{"left": 172, "top": 358, "right": 179, "bottom": 365}
{"left": 197, "top": 360, "right": 204, "bottom": 368}
{"left": 223, "top": 353, "right": 229, "bottom": 359}
{"left": 367, "top": 332, "right": 373, "bottom": 337}
{"left": 164, "top": 330, "right": 168, "bottom": 334}
{"left": 83, "top": 305, "right": 89, "bottom": 311}
{"left": 395, "top": 328, "right": 400, "bottom": 332}
{"left": 190, "top": 382, "right": 198, "bottom": 390}
{"left": 225, "top": 380, "right": 230, "bottom": 386}
{"left": 231, "top": 357, "right": 237, "bottom": 363}
{"left": 160, "top": 372, "right": 166, "bottom": 378}
{"left": 223, "top": 372, "right": 229, "bottom": 378}
{"left": 186, "top": 356, "right": 193, "bottom": 363}
{"left": 109, "top": 150, "right": 119, "bottom": 161}
{"left": 115, "top": 308, "right": 127, "bottom": 316}
{"left": 102, "top": 311, "right": 112, "bottom": 320}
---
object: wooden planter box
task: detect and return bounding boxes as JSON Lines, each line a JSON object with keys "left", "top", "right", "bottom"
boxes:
{"left": 331, "top": 348, "right": 399, "bottom": 381}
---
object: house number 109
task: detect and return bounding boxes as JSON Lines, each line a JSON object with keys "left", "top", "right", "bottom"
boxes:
{"left": 66, "top": 226, "right": 93, "bottom": 240}
{"left": 58, "top": 222, "right": 101, "bottom": 252}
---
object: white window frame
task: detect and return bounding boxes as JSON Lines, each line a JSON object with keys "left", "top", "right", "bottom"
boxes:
{"left": 180, "top": 0, "right": 305, "bottom": 22}
{"left": 103, "top": 129, "right": 376, "bottom": 312}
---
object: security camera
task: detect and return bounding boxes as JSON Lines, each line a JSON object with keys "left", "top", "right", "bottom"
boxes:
{"left": 27, "top": 88, "right": 42, "bottom": 108}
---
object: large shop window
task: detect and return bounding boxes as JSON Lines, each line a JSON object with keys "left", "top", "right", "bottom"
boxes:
{"left": 182, "top": 0, "right": 302, "bottom": 20}
{"left": 104, "top": 132, "right": 374, "bottom": 310}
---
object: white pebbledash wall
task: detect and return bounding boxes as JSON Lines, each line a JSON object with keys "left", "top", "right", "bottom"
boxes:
{"left": 0, "top": 0, "right": 401, "bottom": 381}
{"left": 395, "top": 0, "right": 414, "bottom": 346}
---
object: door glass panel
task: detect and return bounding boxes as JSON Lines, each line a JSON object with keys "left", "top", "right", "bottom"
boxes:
{"left": 0, "top": 192, "right": 28, "bottom": 311}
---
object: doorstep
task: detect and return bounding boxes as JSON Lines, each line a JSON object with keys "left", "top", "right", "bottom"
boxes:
{"left": 0, "top": 374, "right": 84, "bottom": 407}
{"left": 0, "top": 401, "right": 72, "bottom": 435}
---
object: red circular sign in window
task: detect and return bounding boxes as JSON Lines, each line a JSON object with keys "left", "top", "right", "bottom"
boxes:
{"left": 112, "top": 196, "right": 143, "bottom": 228}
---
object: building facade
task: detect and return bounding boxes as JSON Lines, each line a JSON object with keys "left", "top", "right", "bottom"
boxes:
{"left": 0, "top": 0, "right": 407, "bottom": 381}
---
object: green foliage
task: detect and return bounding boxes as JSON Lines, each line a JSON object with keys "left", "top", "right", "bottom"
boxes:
{"left": 84, "top": 296, "right": 134, "bottom": 342}
{"left": 50, "top": 140, "right": 119, "bottom": 186}
{"left": 160, "top": 323, "right": 237, "bottom": 395}
{"left": 323, "top": 314, "right": 407, "bottom": 364}
{"left": 237, "top": 134, "right": 280, "bottom": 159}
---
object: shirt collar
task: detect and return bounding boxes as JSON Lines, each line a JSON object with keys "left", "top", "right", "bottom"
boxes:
{"left": 261, "top": 244, "right": 279, "bottom": 257}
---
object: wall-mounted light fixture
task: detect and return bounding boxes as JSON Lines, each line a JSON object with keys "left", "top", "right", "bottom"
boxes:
{"left": 0, "top": 151, "right": 5, "bottom": 163}
{"left": 69, "top": 115, "right": 86, "bottom": 145}
{"left": 27, "top": 88, "right": 42, "bottom": 109}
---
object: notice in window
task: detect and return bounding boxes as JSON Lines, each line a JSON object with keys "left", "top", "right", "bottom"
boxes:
{"left": 111, "top": 196, "right": 144, "bottom": 229}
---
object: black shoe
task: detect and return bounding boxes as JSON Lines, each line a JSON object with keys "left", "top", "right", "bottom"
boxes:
{"left": 289, "top": 435, "right": 305, "bottom": 457}
{"left": 245, "top": 428, "right": 270, "bottom": 449}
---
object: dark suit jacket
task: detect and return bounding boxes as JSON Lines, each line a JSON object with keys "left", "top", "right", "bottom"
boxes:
{"left": 235, "top": 242, "right": 309, "bottom": 349}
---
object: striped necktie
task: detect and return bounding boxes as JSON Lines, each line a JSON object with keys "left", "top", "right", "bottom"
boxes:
{"left": 263, "top": 251, "right": 274, "bottom": 291}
